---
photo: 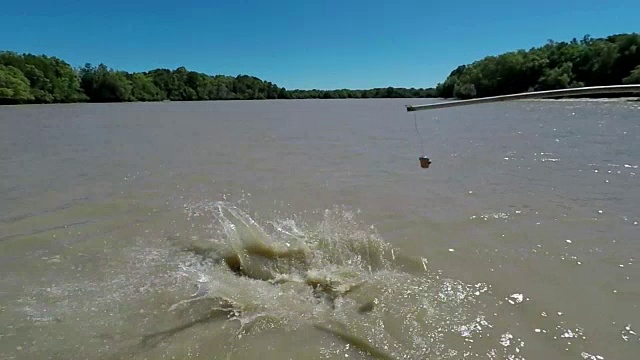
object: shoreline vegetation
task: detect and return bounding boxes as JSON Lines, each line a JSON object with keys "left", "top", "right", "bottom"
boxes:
{"left": 0, "top": 51, "right": 437, "bottom": 105}
{"left": 436, "top": 33, "right": 640, "bottom": 100}
{"left": 1, "top": 32, "right": 638, "bottom": 106}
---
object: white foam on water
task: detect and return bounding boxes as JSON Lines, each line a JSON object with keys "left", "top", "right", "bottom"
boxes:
{"left": 581, "top": 352, "right": 604, "bottom": 360}
{"left": 507, "top": 293, "right": 524, "bottom": 305}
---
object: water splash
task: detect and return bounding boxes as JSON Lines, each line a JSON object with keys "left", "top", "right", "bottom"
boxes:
{"left": 168, "top": 201, "right": 500, "bottom": 359}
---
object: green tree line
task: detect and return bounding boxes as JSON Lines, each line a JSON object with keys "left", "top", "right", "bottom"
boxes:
{"left": 3, "top": 32, "right": 638, "bottom": 105}
{"left": 435, "top": 33, "right": 640, "bottom": 99}
{"left": 0, "top": 51, "right": 435, "bottom": 105}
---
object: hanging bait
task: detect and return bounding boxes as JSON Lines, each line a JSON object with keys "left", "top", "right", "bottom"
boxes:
{"left": 418, "top": 156, "right": 431, "bottom": 168}
{"left": 413, "top": 113, "right": 430, "bottom": 169}
{"left": 406, "top": 85, "right": 640, "bottom": 169}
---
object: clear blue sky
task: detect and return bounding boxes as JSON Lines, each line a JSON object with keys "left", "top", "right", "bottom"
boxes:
{"left": 1, "top": 1, "right": 638, "bottom": 90}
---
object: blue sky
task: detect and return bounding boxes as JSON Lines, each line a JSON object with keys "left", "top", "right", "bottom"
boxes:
{"left": 1, "top": 1, "right": 638, "bottom": 89}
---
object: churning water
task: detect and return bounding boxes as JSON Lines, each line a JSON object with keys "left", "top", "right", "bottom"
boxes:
{"left": 0, "top": 99, "right": 638, "bottom": 359}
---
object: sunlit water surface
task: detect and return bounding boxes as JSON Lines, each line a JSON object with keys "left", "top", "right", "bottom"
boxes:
{"left": 1, "top": 99, "right": 639, "bottom": 359}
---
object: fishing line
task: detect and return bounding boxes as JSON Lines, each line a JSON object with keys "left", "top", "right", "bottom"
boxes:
{"left": 406, "top": 85, "right": 640, "bottom": 169}
{"left": 413, "top": 112, "right": 425, "bottom": 156}
{"left": 413, "top": 112, "right": 431, "bottom": 168}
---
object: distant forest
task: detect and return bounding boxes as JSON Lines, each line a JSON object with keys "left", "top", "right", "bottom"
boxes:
{"left": 0, "top": 52, "right": 435, "bottom": 105}
{"left": 436, "top": 33, "right": 640, "bottom": 99}
{"left": 1, "top": 32, "right": 639, "bottom": 105}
